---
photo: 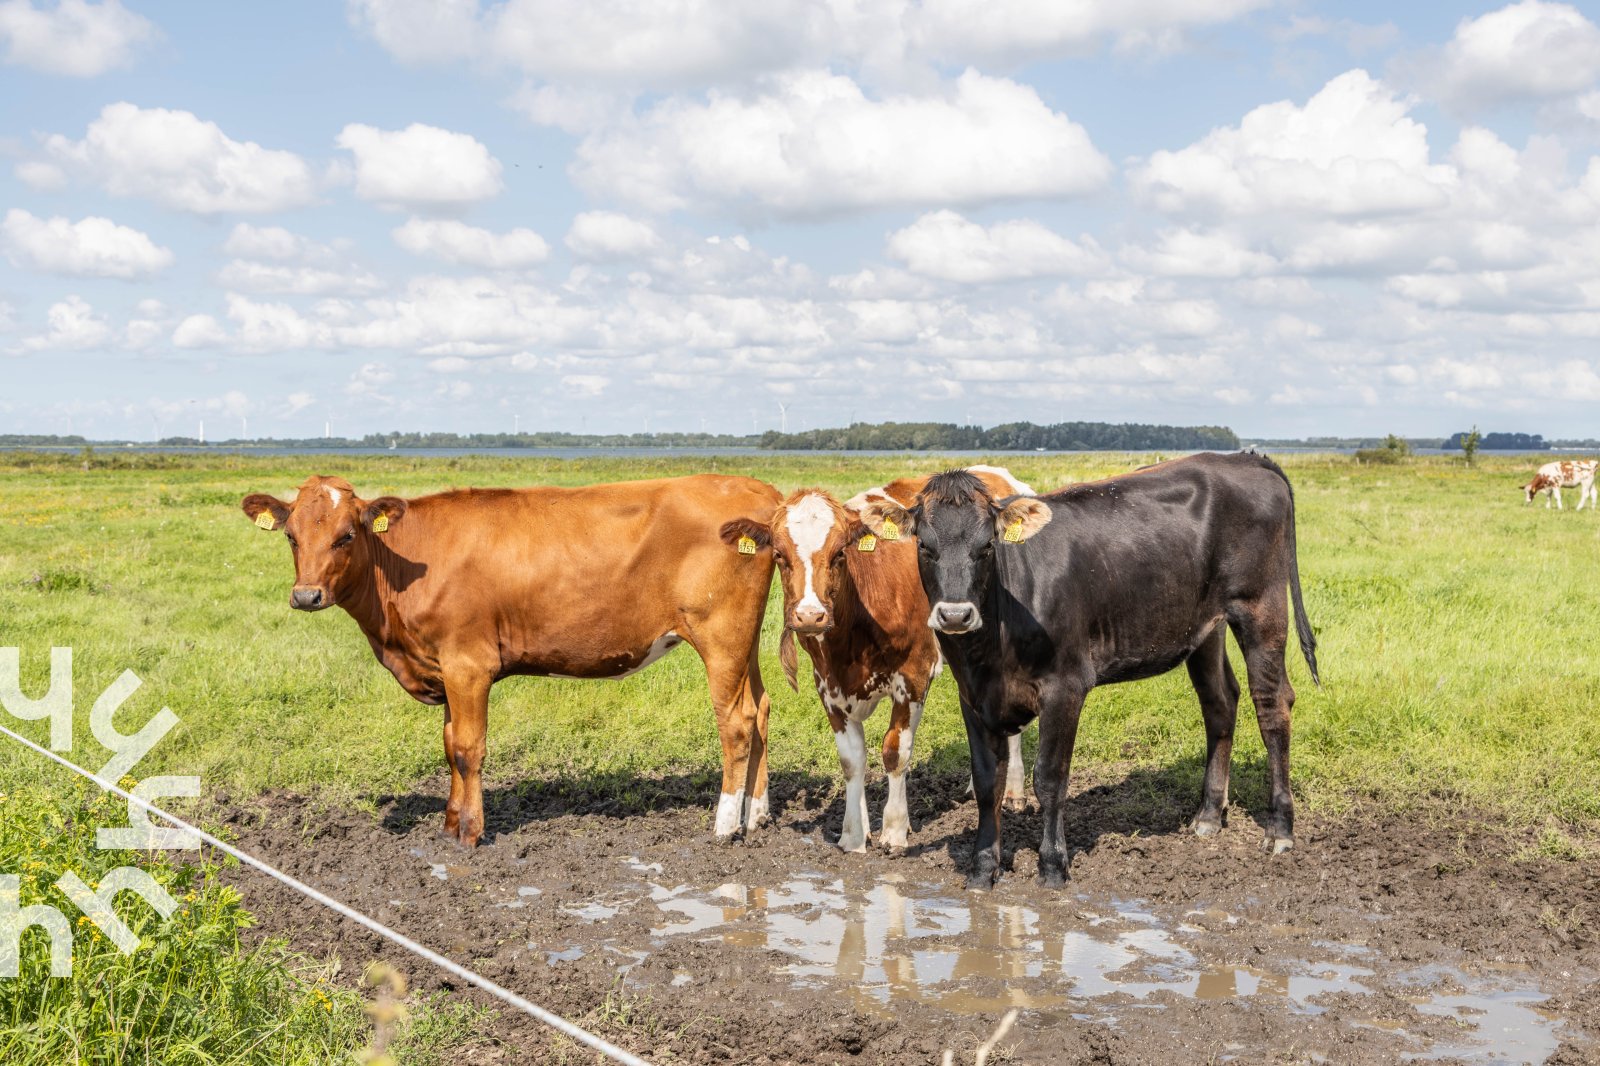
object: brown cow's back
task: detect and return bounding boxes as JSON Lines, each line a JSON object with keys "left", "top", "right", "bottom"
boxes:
{"left": 366, "top": 474, "right": 779, "bottom": 685}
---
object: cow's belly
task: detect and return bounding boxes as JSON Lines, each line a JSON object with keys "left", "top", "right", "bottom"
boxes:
{"left": 511, "top": 630, "right": 687, "bottom": 682}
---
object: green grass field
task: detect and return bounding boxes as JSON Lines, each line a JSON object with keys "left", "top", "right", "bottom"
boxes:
{"left": 2, "top": 448, "right": 1598, "bottom": 1061}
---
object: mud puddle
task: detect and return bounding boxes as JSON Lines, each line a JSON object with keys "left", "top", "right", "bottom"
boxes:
{"left": 417, "top": 844, "right": 1566, "bottom": 1063}
{"left": 219, "top": 773, "right": 1600, "bottom": 1064}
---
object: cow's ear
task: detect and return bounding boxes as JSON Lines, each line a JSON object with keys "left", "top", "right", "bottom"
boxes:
{"left": 720, "top": 518, "right": 771, "bottom": 553}
{"left": 995, "top": 497, "right": 1051, "bottom": 543}
{"left": 856, "top": 498, "right": 914, "bottom": 539}
{"left": 242, "top": 494, "right": 291, "bottom": 531}
{"left": 361, "top": 496, "right": 408, "bottom": 532}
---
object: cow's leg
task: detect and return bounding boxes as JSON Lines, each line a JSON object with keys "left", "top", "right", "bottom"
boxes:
{"left": 1186, "top": 623, "right": 1239, "bottom": 837}
{"left": 1229, "top": 604, "right": 1296, "bottom": 855}
{"left": 1035, "top": 685, "right": 1085, "bottom": 887}
{"left": 440, "top": 669, "right": 490, "bottom": 848}
{"left": 829, "top": 703, "right": 874, "bottom": 853}
{"left": 1555, "top": 486, "right": 1564, "bottom": 510}
{"left": 440, "top": 709, "right": 464, "bottom": 839}
{"left": 966, "top": 732, "right": 1025, "bottom": 806}
{"left": 704, "top": 649, "right": 762, "bottom": 842}
{"left": 962, "top": 701, "right": 1007, "bottom": 890}
{"left": 741, "top": 647, "right": 772, "bottom": 832}
{"left": 879, "top": 691, "right": 924, "bottom": 854}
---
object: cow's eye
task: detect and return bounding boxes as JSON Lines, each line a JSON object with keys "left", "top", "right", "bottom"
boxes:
{"left": 334, "top": 532, "right": 354, "bottom": 548}
{"left": 284, "top": 533, "right": 297, "bottom": 548}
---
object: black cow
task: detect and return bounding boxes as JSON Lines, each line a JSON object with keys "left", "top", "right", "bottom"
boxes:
{"left": 856, "top": 452, "right": 1319, "bottom": 889}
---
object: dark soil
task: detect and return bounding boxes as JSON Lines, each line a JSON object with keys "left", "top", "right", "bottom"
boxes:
{"left": 213, "top": 766, "right": 1599, "bottom": 1065}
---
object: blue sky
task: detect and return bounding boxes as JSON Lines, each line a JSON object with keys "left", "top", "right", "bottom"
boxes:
{"left": 5, "top": 1, "right": 1600, "bottom": 440}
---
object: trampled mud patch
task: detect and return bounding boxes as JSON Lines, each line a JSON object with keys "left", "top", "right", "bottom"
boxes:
{"left": 214, "top": 771, "right": 1599, "bottom": 1064}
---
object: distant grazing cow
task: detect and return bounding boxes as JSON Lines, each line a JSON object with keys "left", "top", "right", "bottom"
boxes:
{"left": 242, "top": 474, "right": 781, "bottom": 847}
{"left": 727, "top": 468, "right": 1032, "bottom": 854}
{"left": 1522, "top": 460, "right": 1598, "bottom": 510}
{"left": 857, "top": 453, "right": 1319, "bottom": 889}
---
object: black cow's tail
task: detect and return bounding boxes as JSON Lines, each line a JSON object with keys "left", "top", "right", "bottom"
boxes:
{"left": 1257, "top": 453, "right": 1320, "bottom": 686}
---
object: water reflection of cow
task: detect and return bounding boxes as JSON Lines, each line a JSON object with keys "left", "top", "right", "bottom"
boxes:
{"left": 858, "top": 453, "right": 1321, "bottom": 889}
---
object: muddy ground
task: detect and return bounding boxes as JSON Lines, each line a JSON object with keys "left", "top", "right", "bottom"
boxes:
{"left": 215, "top": 765, "right": 1599, "bottom": 1065}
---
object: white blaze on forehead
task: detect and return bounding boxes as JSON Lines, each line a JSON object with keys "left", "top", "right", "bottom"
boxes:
{"left": 966, "top": 465, "right": 1035, "bottom": 497}
{"left": 325, "top": 486, "right": 342, "bottom": 507}
{"left": 785, "top": 493, "right": 835, "bottom": 613}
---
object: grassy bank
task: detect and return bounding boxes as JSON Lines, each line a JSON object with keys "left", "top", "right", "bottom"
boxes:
{"left": 1, "top": 448, "right": 1597, "bottom": 1057}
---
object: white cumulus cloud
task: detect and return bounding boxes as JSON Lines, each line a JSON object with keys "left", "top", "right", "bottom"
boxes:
{"left": 1414, "top": 1, "right": 1600, "bottom": 113}
{"left": 0, "top": 0, "right": 156, "bottom": 76}
{"left": 574, "top": 69, "right": 1110, "bottom": 217}
{"left": 886, "top": 210, "right": 1107, "bottom": 282}
{"left": 392, "top": 218, "right": 549, "bottom": 268}
{"left": 564, "top": 211, "right": 663, "bottom": 260}
{"left": 17, "top": 294, "right": 111, "bottom": 351}
{"left": 1132, "top": 70, "right": 1454, "bottom": 219}
{"left": 39, "top": 103, "right": 319, "bottom": 214}
{"left": 336, "top": 122, "right": 503, "bottom": 211}
{"left": 349, "top": 0, "right": 1272, "bottom": 89}
{"left": 2, "top": 208, "right": 173, "bottom": 279}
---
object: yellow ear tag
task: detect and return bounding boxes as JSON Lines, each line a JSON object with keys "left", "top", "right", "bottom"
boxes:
{"left": 737, "top": 535, "right": 757, "bottom": 555}
{"left": 880, "top": 518, "right": 900, "bottom": 541}
{"left": 372, "top": 514, "right": 389, "bottom": 534}
{"left": 1003, "top": 518, "right": 1025, "bottom": 544}
{"left": 254, "top": 511, "right": 276, "bottom": 531}
{"left": 857, "top": 533, "right": 877, "bottom": 553}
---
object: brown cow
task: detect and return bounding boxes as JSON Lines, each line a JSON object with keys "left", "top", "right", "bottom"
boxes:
{"left": 726, "top": 467, "right": 1031, "bottom": 853}
{"left": 242, "top": 473, "right": 780, "bottom": 847}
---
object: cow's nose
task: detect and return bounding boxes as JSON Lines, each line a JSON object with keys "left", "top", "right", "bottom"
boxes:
{"left": 290, "top": 586, "right": 326, "bottom": 611}
{"left": 934, "top": 602, "right": 978, "bottom": 632}
{"left": 792, "top": 604, "right": 829, "bottom": 632}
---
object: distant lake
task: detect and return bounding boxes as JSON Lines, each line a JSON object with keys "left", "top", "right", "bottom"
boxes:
{"left": 11, "top": 444, "right": 1574, "bottom": 460}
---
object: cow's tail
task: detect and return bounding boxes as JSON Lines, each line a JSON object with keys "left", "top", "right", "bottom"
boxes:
{"left": 1255, "top": 452, "right": 1320, "bottom": 686}
{"left": 778, "top": 626, "right": 799, "bottom": 692}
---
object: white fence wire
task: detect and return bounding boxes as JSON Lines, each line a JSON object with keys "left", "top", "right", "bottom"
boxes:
{"left": 0, "top": 722, "right": 654, "bottom": 1066}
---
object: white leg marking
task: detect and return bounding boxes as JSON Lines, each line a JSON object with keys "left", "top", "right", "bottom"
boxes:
{"left": 714, "top": 789, "right": 746, "bottom": 838}
{"left": 835, "top": 719, "right": 870, "bottom": 852}
{"left": 1005, "top": 732, "right": 1025, "bottom": 803}
{"left": 744, "top": 791, "right": 769, "bottom": 831}
{"left": 880, "top": 699, "right": 923, "bottom": 851}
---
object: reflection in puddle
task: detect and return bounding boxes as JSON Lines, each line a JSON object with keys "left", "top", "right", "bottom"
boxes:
{"left": 636, "top": 873, "right": 1564, "bottom": 1062}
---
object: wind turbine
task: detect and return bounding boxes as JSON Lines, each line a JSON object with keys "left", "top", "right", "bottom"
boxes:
{"left": 778, "top": 402, "right": 790, "bottom": 434}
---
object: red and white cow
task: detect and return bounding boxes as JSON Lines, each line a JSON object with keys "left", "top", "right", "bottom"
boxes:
{"left": 726, "top": 467, "right": 1033, "bottom": 853}
{"left": 1523, "top": 460, "right": 1598, "bottom": 510}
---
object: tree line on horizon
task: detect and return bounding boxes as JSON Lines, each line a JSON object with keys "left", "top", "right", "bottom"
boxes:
{"left": 756, "top": 420, "right": 1240, "bottom": 451}
{"left": 4, "top": 424, "right": 1588, "bottom": 452}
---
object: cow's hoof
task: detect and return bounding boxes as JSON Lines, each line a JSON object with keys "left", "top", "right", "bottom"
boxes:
{"left": 883, "top": 845, "right": 907, "bottom": 859}
{"left": 713, "top": 830, "right": 743, "bottom": 846}
{"left": 1039, "top": 867, "right": 1066, "bottom": 888}
{"left": 1003, "top": 796, "right": 1030, "bottom": 813}
{"left": 1191, "top": 817, "right": 1222, "bottom": 838}
{"left": 1263, "top": 835, "right": 1293, "bottom": 855}
{"left": 837, "top": 837, "right": 868, "bottom": 854}
{"left": 965, "top": 870, "right": 998, "bottom": 891}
